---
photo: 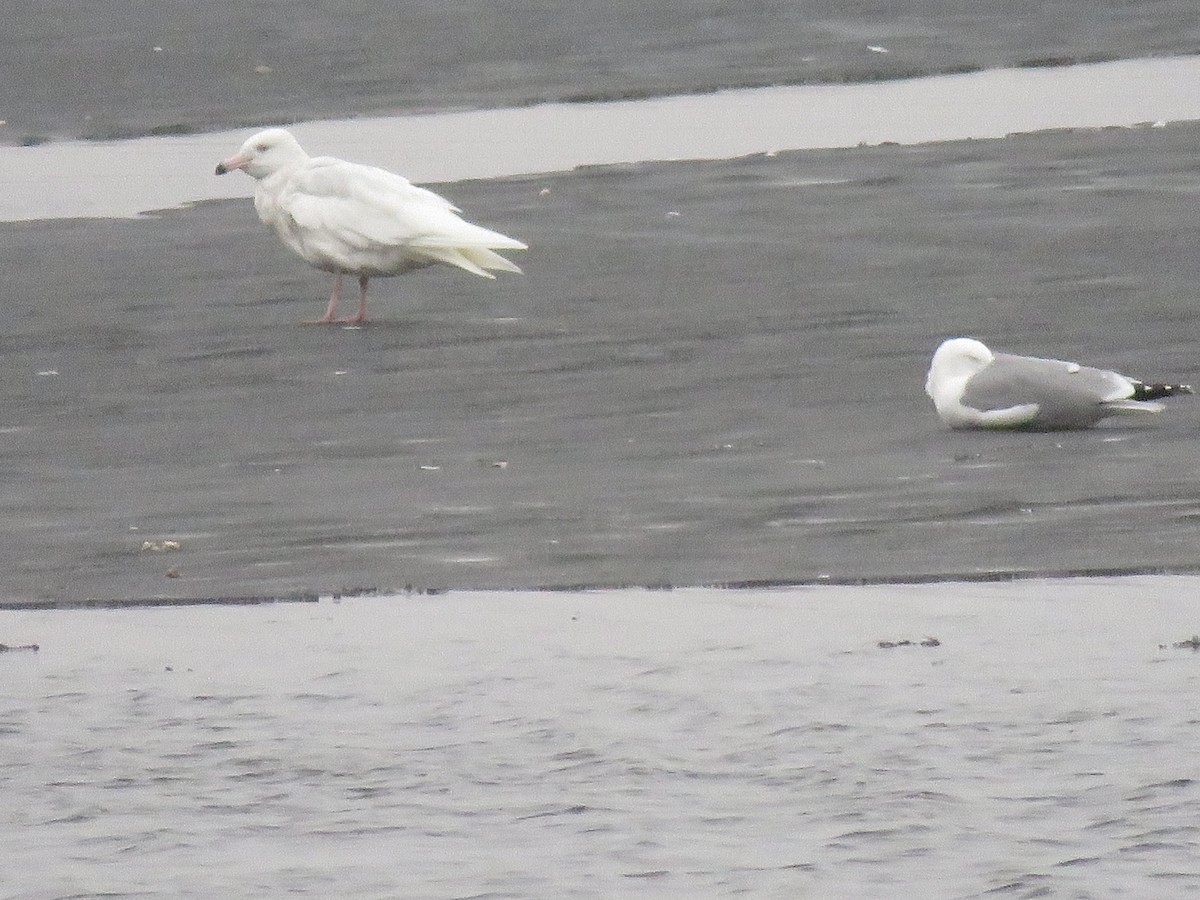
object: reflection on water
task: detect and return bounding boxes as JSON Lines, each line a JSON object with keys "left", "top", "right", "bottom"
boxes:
{"left": 3, "top": 56, "right": 1200, "bottom": 221}
{"left": 2, "top": 580, "right": 1199, "bottom": 898}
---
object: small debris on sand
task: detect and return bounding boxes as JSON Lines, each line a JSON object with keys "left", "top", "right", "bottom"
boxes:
{"left": 141, "top": 540, "right": 181, "bottom": 552}
{"left": 0, "top": 643, "right": 39, "bottom": 653}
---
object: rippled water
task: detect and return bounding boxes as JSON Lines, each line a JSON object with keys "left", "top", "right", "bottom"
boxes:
{"left": 4, "top": 55, "right": 1200, "bottom": 221}
{"left": 3, "top": 578, "right": 1199, "bottom": 898}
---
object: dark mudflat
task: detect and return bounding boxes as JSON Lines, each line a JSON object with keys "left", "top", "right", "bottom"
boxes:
{"left": 3, "top": 122, "right": 1200, "bottom": 602}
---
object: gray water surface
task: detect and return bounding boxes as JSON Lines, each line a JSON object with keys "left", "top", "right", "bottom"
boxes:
{"left": 3, "top": 579, "right": 1199, "bottom": 898}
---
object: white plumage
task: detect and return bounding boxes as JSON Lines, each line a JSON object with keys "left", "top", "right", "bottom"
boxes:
{"left": 216, "top": 128, "right": 526, "bottom": 324}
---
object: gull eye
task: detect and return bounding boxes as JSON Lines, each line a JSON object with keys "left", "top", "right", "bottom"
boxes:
{"left": 255, "top": 143, "right": 268, "bottom": 152}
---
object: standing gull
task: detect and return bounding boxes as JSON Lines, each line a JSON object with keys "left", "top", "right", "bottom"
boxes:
{"left": 215, "top": 128, "right": 526, "bottom": 324}
{"left": 925, "top": 337, "right": 1192, "bottom": 430}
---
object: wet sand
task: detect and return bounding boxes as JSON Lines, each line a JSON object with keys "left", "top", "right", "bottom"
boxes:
{"left": 4, "top": 120, "right": 1200, "bottom": 603}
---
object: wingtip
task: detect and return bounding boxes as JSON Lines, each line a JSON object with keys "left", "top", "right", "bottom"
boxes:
{"left": 1132, "top": 381, "right": 1194, "bottom": 401}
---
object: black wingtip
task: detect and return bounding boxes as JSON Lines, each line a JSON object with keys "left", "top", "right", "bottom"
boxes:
{"left": 1132, "top": 381, "right": 1194, "bottom": 401}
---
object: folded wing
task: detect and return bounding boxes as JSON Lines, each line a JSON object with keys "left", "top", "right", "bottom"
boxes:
{"left": 963, "top": 353, "right": 1151, "bottom": 428}
{"left": 280, "top": 157, "right": 526, "bottom": 276}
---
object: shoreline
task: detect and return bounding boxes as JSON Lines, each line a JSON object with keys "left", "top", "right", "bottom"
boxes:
{"left": 7, "top": 563, "right": 1200, "bottom": 610}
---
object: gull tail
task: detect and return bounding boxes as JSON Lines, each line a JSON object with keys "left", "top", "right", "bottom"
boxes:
{"left": 1131, "top": 381, "right": 1194, "bottom": 401}
{"left": 413, "top": 245, "right": 524, "bottom": 278}
{"left": 409, "top": 225, "right": 527, "bottom": 277}
{"left": 462, "top": 246, "right": 523, "bottom": 274}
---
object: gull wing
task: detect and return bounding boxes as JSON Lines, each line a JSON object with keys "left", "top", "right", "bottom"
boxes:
{"left": 962, "top": 353, "right": 1137, "bottom": 429}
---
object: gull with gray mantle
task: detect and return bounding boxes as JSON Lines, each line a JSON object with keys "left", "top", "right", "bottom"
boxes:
{"left": 925, "top": 337, "right": 1192, "bottom": 430}
{"left": 216, "top": 128, "right": 526, "bottom": 324}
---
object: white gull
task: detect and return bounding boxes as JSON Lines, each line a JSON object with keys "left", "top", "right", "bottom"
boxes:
{"left": 925, "top": 337, "right": 1192, "bottom": 430}
{"left": 215, "top": 128, "right": 526, "bottom": 324}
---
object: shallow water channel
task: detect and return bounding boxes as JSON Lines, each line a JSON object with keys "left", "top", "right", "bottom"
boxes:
{"left": 3, "top": 578, "right": 1200, "bottom": 898}
{"left": 3, "top": 55, "right": 1200, "bottom": 221}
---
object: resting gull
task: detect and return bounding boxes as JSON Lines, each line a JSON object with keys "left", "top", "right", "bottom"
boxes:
{"left": 925, "top": 337, "right": 1192, "bottom": 430}
{"left": 215, "top": 128, "right": 526, "bottom": 324}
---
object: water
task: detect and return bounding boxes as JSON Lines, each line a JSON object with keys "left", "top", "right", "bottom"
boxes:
{"left": 4, "top": 55, "right": 1200, "bottom": 221}
{"left": 3, "top": 578, "right": 1199, "bottom": 898}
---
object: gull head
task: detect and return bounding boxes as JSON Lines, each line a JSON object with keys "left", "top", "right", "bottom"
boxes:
{"left": 925, "top": 337, "right": 994, "bottom": 401}
{"left": 215, "top": 128, "right": 308, "bottom": 179}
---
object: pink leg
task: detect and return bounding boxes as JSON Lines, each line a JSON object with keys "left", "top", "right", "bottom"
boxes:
{"left": 332, "top": 275, "right": 369, "bottom": 324}
{"left": 302, "top": 274, "right": 343, "bottom": 324}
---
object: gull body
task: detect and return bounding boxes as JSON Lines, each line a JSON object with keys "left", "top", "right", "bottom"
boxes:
{"left": 925, "top": 337, "right": 1192, "bottom": 430}
{"left": 215, "top": 128, "right": 526, "bottom": 323}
